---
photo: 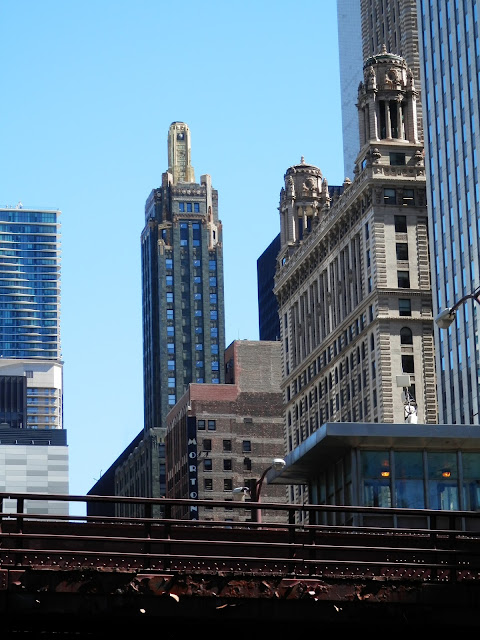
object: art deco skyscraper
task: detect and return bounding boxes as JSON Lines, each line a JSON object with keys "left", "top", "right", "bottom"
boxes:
{"left": 418, "top": 1, "right": 480, "bottom": 424}
{"left": 142, "top": 122, "right": 225, "bottom": 434}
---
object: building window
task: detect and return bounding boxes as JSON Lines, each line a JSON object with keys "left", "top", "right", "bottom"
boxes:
{"left": 208, "top": 419, "right": 216, "bottom": 431}
{"left": 394, "top": 215, "right": 407, "bottom": 232}
{"left": 203, "top": 439, "right": 212, "bottom": 451}
{"left": 400, "top": 327, "right": 413, "bottom": 344}
{"left": 427, "top": 452, "right": 459, "bottom": 510}
{"left": 179, "top": 203, "right": 185, "bottom": 212}
{"left": 397, "top": 271, "right": 410, "bottom": 288}
{"left": 194, "top": 203, "right": 200, "bottom": 213}
{"left": 390, "top": 152, "right": 406, "bottom": 165}
{"left": 402, "top": 355, "right": 415, "bottom": 374}
{"left": 204, "top": 478, "right": 213, "bottom": 491}
{"left": 399, "top": 299, "right": 411, "bottom": 316}
{"left": 396, "top": 243, "right": 409, "bottom": 261}
{"left": 168, "top": 394, "right": 176, "bottom": 405}
{"left": 197, "top": 419, "right": 206, "bottom": 430}
{"left": 402, "top": 189, "right": 414, "bottom": 206}
{"left": 243, "top": 457, "right": 252, "bottom": 470}
{"left": 242, "top": 440, "right": 251, "bottom": 452}
{"left": 223, "top": 439, "right": 232, "bottom": 452}
{"left": 224, "top": 459, "right": 232, "bottom": 471}
{"left": 204, "top": 458, "right": 212, "bottom": 471}
{"left": 362, "top": 451, "right": 392, "bottom": 507}
{"left": 384, "top": 188, "right": 396, "bottom": 204}
{"left": 224, "top": 479, "right": 233, "bottom": 492}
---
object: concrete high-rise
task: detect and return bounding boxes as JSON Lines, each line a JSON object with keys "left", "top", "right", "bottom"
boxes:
{"left": 418, "top": 1, "right": 480, "bottom": 424}
{"left": 142, "top": 122, "right": 226, "bottom": 435}
{"left": 0, "top": 205, "right": 67, "bottom": 513}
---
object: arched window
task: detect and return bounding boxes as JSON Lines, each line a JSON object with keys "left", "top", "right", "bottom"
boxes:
{"left": 400, "top": 327, "right": 413, "bottom": 345}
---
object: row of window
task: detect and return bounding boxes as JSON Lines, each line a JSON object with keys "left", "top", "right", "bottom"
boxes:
{"left": 197, "top": 419, "right": 216, "bottom": 430}
{"left": 202, "top": 458, "right": 252, "bottom": 472}
{"left": 201, "top": 438, "right": 251, "bottom": 453}
{"left": 384, "top": 189, "right": 415, "bottom": 206}
{"left": 286, "top": 305, "right": 375, "bottom": 401}
{"left": 203, "top": 478, "right": 251, "bottom": 492}
{"left": 165, "top": 257, "right": 217, "bottom": 271}
{"left": 178, "top": 202, "right": 200, "bottom": 213}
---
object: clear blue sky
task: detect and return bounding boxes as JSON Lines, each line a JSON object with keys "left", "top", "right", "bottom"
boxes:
{"left": 0, "top": 0, "right": 345, "bottom": 498}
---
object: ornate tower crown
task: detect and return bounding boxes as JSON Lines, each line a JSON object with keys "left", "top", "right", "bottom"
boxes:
{"left": 357, "top": 46, "right": 418, "bottom": 148}
{"left": 278, "top": 158, "right": 331, "bottom": 254}
{"left": 167, "top": 122, "right": 195, "bottom": 184}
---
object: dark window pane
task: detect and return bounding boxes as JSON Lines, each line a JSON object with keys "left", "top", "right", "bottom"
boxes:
{"left": 394, "top": 215, "right": 407, "bottom": 232}
{"left": 399, "top": 299, "right": 411, "bottom": 316}
{"left": 396, "top": 243, "right": 409, "bottom": 261}
{"left": 398, "top": 271, "right": 410, "bottom": 288}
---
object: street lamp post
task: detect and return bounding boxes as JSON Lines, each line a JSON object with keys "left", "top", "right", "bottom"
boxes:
{"left": 233, "top": 458, "right": 286, "bottom": 523}
{"left": 435, "top": 285, "right": 480, "bottom": 329}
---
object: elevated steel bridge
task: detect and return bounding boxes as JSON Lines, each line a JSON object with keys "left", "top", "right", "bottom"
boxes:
{"left": 0, "top": 493, "right": 480, "bottom": 636}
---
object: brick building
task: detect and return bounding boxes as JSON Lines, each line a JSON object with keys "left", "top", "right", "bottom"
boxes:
{"left": 166, "top": 340, "right": 286, "bottom": 522}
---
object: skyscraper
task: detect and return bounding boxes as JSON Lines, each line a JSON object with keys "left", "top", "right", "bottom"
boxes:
{"left": 0, "top": 206, "right": 63, "bottom": 428}
{"left": 257, "top": 234, "right": 281, "bottom": 341}
{"left": 0, "top": 205, "right": 67, "bottom": 513}
{"left": 337, "top": 0, "right": 363, "bottom": 179}
{"left": 274, "top": 51, "right": 436, "bottom": 493}
{"left": 418, "top": 1, "right": 480, "bottom": 424}
{"left": 337, "top": 0, "right": 422, "bottom": 179}
{"left": 142, "top": 122, "right": 226, "bottom": 434}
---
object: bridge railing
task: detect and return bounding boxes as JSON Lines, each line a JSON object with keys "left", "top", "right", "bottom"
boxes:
{"left": 0, "top": 492, "right": 478, "bottom": 581}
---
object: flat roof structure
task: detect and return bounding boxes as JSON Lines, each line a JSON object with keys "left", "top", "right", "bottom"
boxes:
{"left": 271, "top": 422, "right": 480, "bottom": 485}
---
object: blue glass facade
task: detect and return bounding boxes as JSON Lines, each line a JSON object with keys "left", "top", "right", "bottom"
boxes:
{"left": 0, "top": 208, "right": 61, "bottom": 359}
{"left": 0, "top": 209, "right": 60, "bottom": 359}
{"left": 419, "top": 0, "right": 480, "bottom": 424}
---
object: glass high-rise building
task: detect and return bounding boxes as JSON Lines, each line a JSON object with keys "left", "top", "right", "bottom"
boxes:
{"left": 418, "top": 0, "right": 480, "bottom": 424}
{"left": 0, "top": 206, "right": 63, "bottom": 430}
{"left": 0, "top": 205, "right": 67, "bottom": 513}
{"left": 142, "top": 122, "right": 225, "bottom": 434}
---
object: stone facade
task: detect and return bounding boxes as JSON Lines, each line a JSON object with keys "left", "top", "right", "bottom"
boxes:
{"left": 274, "top": 51, "right": 438, "bottom": 508}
